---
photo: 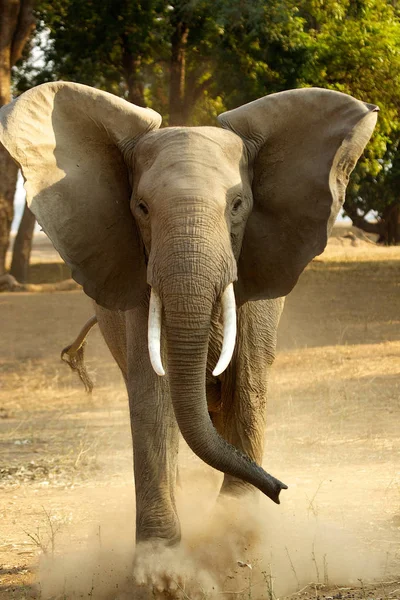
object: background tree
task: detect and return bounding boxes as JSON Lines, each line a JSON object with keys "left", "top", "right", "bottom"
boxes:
{"left": 298, "top": 0, "right": 400, "bottom": 241}
{"left": 10, "top": 202, "right": 35, "bottom": 281}
{"left": 167, "top": 0, "right": 219, "bottom": 125}
{"left": 213, "top": 0, "right": 309, "bottom": 108}
{"left": 19, "top": 0, "right": 167, "bottom": 104}
{"left": 0, "top": 0, "right": 35, "bottom": 275}
{"left": 346, "top": 132, "right": 400, "bottom": 243}
{"left": 17, "top": 0, "right": 223, "bottom": 124}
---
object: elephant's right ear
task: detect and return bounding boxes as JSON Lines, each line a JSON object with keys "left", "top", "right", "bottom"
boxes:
{"left": 218, "top": 88, "right": 378, "bottom": 304}
{"left": 0, "top": 82, "right": 162, "bottom": 310}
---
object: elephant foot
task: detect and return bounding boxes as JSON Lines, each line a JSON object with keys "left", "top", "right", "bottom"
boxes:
{"left": 132, "top": 500, "right": 260, "bottom": 599}
{"left": 132, "top": 542, "right": 189, "bottom": 599}
{"left": 132, "top": 539, "right": 227, "bottom": 600}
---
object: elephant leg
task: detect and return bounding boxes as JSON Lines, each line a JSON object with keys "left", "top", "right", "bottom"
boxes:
{"left": 125, "top": 302, "right": 181, "bottom": 546}
{"left": 95, "top": 303, "right": 127, "bottom": 379}
{"left": 214, "top": 298, "right": 284, "bottom": 497}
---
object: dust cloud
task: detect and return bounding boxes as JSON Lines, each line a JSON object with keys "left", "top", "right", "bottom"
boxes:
{"left": 38, "top": 478, "right": 383, "bottom": 599}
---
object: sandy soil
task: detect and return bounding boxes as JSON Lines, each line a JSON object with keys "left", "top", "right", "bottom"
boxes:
{"left": 0, "top": 239, "right": 399, "bottom": 599}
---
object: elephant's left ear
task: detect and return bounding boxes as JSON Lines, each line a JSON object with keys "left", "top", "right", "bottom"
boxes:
{"left": 218, "top": 88, "right": 378, "bottom": 303}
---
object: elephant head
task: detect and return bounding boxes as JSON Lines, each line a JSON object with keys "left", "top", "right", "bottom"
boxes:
{"left": 0, "top": 82, "right": 378, "bottom": 502}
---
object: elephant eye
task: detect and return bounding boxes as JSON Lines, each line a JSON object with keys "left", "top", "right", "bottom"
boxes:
{"left": 232, "top": 198, "right": 242, "bottom": 213}
{"left": 138, "top": 202, "right": 149, "bottom": 216}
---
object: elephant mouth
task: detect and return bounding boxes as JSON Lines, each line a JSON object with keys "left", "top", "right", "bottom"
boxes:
{"left": 147, "top": 283, "right": 237, "bottom": 378}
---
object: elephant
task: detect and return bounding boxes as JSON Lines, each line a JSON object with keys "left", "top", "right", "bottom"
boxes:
{"left": 0, "top": 82, "right": 378, "bottom": 547}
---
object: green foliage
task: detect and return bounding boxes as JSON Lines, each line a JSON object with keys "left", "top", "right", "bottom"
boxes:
{"left": 14, "top": 0, "right": 169, "bottom": 100}
{"left": 213, "top": 0, "right": 311, "bottom": 108}
{"left": 350, "top": 128, "right": 400, "bottom": 219}
{"left": 297, "top": 0, "right": 400, "bottom": 224}
{"left": 12, "top": 0, "right": 400, "bottom": 235}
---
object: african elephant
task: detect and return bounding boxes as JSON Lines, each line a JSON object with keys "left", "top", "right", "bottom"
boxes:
{"left": 0, "top": 82, "right": 377, "bottom": 546}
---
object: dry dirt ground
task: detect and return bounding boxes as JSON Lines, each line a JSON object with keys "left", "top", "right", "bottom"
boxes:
{"left": 0, "top": 235, "right": 399, "bottom": 599}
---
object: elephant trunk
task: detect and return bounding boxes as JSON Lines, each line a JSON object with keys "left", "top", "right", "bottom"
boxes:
{"left": 149, "top": 208, "right": 287, "bottom": 502}
{"left": 162, "top": 284, "right": 286, "bottom": 503}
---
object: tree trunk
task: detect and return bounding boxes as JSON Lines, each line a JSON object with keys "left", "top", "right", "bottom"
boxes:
{"left": 0, "top": 148, "right": 18, "bottom": 273}
{"left": 10, "top": 201, "right": 35, "bottom": 282}
{"left": 385, "top": 203, "right": 400, "bottom": 245}
{"left": 345, "top": 202, "right": 400, "bottom": 245}
{"left": 0, "top": 0, "right": 19, "bottom": 274}
{"left": 0, "top": 0, "right": 35, "bottom": 274}
{"left": 122, "top": 47, "right": 146, "bottom": 107}
{"left": 344, "top": 202, "right": 386, "bottom": 242}
{"left": 169, "top": 18, "right": 189, "bottom": 125}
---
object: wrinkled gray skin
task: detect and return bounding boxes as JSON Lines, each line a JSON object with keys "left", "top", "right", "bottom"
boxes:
{"left": 95, "top": 127, "right": 284, "bottom": 545}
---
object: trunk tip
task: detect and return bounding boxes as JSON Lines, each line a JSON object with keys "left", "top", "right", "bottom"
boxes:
{"left": 264, "top": 477, "right": 288, "bottom": 505}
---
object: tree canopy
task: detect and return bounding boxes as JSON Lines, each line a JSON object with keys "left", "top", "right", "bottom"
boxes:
{"left": 298, "top": 0, "right": 400, "bottom": 240}
{"left": 9, "top": 0, "right": 400, "bottom": 248}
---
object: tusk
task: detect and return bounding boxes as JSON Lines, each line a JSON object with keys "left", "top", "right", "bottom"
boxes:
{"left": 148, "top": 288, "right": 165, "bottom": 376}
{"left": 213, "top": 283, "right": 237, "bottom": 376}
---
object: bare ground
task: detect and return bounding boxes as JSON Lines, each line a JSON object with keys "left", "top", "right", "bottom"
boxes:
{"left": 0, "top": 239, "right": 399, "bottom": 599}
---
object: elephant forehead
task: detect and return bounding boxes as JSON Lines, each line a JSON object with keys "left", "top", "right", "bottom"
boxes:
{"left": 135, "top": 126, "right": 246, "bottom": 173}
{"left": 134, "top": 127, "right": 246, "bottom": 202}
